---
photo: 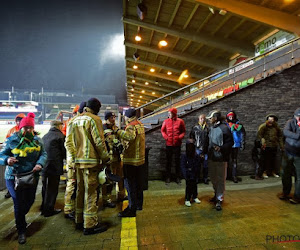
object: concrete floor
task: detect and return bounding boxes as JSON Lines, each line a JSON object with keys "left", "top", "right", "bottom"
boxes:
{"left": 0, "top": 176, "right": 299, "bottom": 249}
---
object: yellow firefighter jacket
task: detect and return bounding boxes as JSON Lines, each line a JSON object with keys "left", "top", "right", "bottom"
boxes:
{"left": 65, "top": 108, "right": 109, "bottom": 168}
{"left": 117, "top": 117, "right": 145, "bottom": 166}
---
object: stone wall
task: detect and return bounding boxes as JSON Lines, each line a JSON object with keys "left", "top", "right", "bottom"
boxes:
{"left": 145, "top": 63, "right": 300, "bottom": 180}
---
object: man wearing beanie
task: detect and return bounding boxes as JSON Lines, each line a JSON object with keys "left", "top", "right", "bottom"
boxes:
{"left": 101, "top": 111, "right": 125, "bottom": 208}
{"left": 257, "top": 114, "right": 284, "bottom": 178}
{"left": 114, "top": 108, "right": 145, "bottom": 217}
{"left": 161, "top": 107, "right": 186, "bottom": 184}
{"left": 41, "top": 120, "right": 66, "bottom": 217}
{"left": 65, "top": 98, "right": 110, "bottom": 235}
{"left": 280, "top": 108, "right": 300, "bottom": 204}
{"left": 64, "top": 101, "right": 86, "bottom": 220}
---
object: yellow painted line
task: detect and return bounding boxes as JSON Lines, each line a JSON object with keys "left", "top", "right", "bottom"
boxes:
{"left": 120, "top": 200, "right": 138, "bottom": 250}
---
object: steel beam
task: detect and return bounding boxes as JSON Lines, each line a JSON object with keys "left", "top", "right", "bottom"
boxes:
{"left": 125, "top": 41, "right": 227, "bottom": 70}
{"left": 123, "top": 17, "right": 253, "bottom": 56}
{"left": 192, "top": 0, "right": 300, "bottom": 35}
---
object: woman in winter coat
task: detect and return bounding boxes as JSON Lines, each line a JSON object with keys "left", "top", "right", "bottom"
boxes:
{"left": 0, "top": 113, "right": 47, "bottom": 244}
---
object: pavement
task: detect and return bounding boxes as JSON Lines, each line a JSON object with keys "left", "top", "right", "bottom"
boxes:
{"left": 0, "top": 176, "right": 300, "bottom": 249}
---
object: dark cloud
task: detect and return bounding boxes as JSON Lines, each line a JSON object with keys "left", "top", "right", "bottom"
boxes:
{"left": 0, "top": 0, "right": 126, "bottom": 104}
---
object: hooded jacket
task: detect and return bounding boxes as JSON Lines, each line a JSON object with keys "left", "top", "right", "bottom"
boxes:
{"left": 257, "top": 122, "right": 284, "bottom": 149}
{"left": 65, "top": 108, "right": 109, "bottom": 167}
{"left": 161, "top": 116, "right": 186, "bottom": 146}
{"left": 283, "top": 118, "right": 300, "bottom": 156}
{"left": 0, "top": 132, "right": 47, "bottom": 180}
{"left": 6, "top": 113, "right": 26, "bottom": 138}
{"left": 189, "top": 123, "right": 209, "bottom": 153}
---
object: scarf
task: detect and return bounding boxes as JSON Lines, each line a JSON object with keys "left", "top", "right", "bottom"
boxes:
{"left": 228, "top": 121, "right": 242, "bottom": 132}
{"left": 11, "top": 131, "right": 41, "bottom": 157}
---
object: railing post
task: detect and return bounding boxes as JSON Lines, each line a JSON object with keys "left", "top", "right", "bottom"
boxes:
{"left": 233, "top": 69, "right": 236, "bottom": 92}
{"left": 263, "top": 54, "right": 267, "bottom": 78}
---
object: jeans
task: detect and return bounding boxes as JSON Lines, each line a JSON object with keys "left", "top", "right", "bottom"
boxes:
{"left": 123, "top": 164, "right": 144, "bottom": 211}
{"left": 166, "top": 146, "right": 181, "bottom": 179}
{"left": 281, "top": 152, "right": 300, "bottom": 199}
{"left": 185, "top": 179, "right": 197, "bottom": 200}
{"left": 6, "top": 179, "right": 38, "bottom": 234}
{"left": 209, "top": 161, "right": 227, "bottom": 201}
{"left": 262, "top": 147, "right": 278, "bottom": 176}
{"left": 195, "top": 148, "right": 208, "bottom": 180}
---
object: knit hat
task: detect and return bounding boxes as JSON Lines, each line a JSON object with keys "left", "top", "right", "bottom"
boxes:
{"left": 86, "top": 98, "right": 101, "bottom": 114}
{"left": 226, "top": 110, "right": 236, "bottom": 119}
{"left": 73, "top": 105, "right": 79, "bottom": 114}
{"left": 15, "top": 113, "right": 26, "bottom": 122}
{"left": 125, "top": 108, "right": 136, "bottom": 118}
{"left": 78, "top": 101, "right": 86, "bottom": 114}
{"left": 105, "top": 111, "right": 115, "bottom": 120}
{"left": 294, "top": 108, "right": 300, "bottom": 117}
{"left": 266, "top": 114, "right": 278, "bottom": 122}
{"left": 19, "top": 113, "right": 35, "bottom": 129}
{"left": 168, "top": 108, "right": 177, "bottom": 115}
{"left": 207, "top": 110, "right": 221, "bottom": 119}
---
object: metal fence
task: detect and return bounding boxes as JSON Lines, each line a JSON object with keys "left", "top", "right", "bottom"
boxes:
{"left": 137, "top": 37, "right": 300, "bottom": 120}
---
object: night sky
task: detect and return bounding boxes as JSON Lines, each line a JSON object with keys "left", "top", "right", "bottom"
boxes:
{"left": 0, "top": 0, "right": 126, "bottom": 104}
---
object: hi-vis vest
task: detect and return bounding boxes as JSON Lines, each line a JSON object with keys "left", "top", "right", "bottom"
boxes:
{"left": 117, "top": 118, "right": 145, "bottom": 166}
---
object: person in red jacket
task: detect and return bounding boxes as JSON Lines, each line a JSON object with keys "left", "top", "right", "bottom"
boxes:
{"left": 161, "top": 108, "right": 186, "bottom": 184}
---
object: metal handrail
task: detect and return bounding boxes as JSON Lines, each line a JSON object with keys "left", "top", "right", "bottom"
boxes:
{"left": 136, "top": 37, "right": 300, "bottom": 120}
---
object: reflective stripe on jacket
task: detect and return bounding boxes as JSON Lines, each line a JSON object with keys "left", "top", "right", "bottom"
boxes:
{"left": 65, "top": 109, "right": 109, "bottom": 167}
{"left": 117, "top": 117, "right": 145, "bottom": 166}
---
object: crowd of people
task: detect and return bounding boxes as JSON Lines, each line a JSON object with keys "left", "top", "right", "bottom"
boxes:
{"left": 0, "top": 97, "right": 145, "bottom": 244}
{"left": 0, "top": 100, "right": 299, "bottom": 244}
{"left": 161, "top": 107, "right": 300, "bottom": 211}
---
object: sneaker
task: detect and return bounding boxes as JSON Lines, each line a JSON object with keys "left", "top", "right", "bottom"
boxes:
{"left": 203, "top": 179, "right": 209, "bottom": 185}
{"left": 18, "top": 233, "right": 26, "bottom": 244}
{"left": 64, "top": 212, "right": 75, "bottom": 220}
{"left": 75, "top": 223, "right": 84, "bottom": 230}
{"left": 185, "top": 201, "right": 191, "bottom": 207}
{"left": 43, "top": 209, "right": 62, "bottom": 217}
{"left": 215, "top": 200, "right": 222, "bottom": 211}
{"left": 194, "top": 198, "right": 201, "bottom": 204}
{"left": 289, "top": 198, "right": 300, "bottom": 204}
{"left": 272, "top": 173, "right": 280, "bottom": 178}
{"left": 262, "top": 172, "right": 268, "bottom": 179}
{"left": 83, "top": 223, "right": 108, "bottom": 235}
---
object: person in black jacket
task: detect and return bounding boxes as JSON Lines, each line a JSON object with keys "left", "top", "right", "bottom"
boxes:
{"left": 207, "top": 110, "right": 233, "bottom": 211}
{"left": 41, "top": 120, "right": 66, "bottom": 217}
{"left": 189, "top": 114, "right": 210, "bottom": 184}
{"left": 181, "top": 139, "right": 202, "bottom": 207}
{"left": 280, "top": 108, "right": 300, "bottom": 204}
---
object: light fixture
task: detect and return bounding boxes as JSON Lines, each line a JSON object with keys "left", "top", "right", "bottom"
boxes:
{"left": 150, "top": 68, "right": 155, "bottom": 72}
{"left": 138, "top": 99, "right": 141, "bottom": 102}
{"left": 135, "top": 35, "right": 142, "bottom": 42}
{"left": 141, "top": 90, "right": 145, "bottom": 93}
{"left": 219, "top": 9, "right": 227, "bottom": 15}
{"left": 139, "top": 96, "right": 142, "bottom": 98}
{"left": 158, "top": 40, "right": 168, "bottom": 47}
{"left": 167, "top": 71, "right": 172, "bottom": 75}
{"left": 209, "top": 7, "right": 215, "bottom": 14}
{"left": 132, "top": 79, "right": 136, "bottom": 83}
{"left": 131, "top": 98, "right": 133, "bottom": 101}
{"left": 131, "top": 94, "right": 134, "bottom": 97}
{"left": 133, "top": 65, "right": 138, "bottom": 69}
{"left": 152, "top": 92, "right": 155, "bottom": 94}
{"left": 184, "top": 74, "right": 189, "bottom": 78}
{"left": 137, "top": 3, "right": 147, "bottom": 20}
{"left": 155, "top": 81, "right": 158, "bottom": 85}
{"left": 145, "top": 82, "right": 149, "bottom": 85}
{"left": 131, "top": 88, "right": 134, "bottom": 91}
